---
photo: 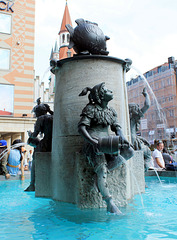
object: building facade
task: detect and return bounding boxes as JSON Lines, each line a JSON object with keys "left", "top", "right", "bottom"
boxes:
{"left": 127, "top": 57, "right": 177, "bottom": 143}
{"left": 0, "top": 0, "right": 36, "bottom": 145}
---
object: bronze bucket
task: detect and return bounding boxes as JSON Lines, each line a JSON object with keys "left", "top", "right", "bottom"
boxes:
{"left": 98, "top": 136, "right": 121, "bottom": 154}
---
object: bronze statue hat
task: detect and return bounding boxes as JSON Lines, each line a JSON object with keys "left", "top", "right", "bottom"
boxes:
{"left": 79, "top": 82, "right": 105, "bottom": 104}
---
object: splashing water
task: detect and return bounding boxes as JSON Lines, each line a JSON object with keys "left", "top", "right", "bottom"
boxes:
{"left": 128, "top": 66, "right": 168, "bottom": 184}
{"left": 131, "top": 66, "right": 167, "bottom": 126}
{"left": 130, "top": 66, "right": 170, "bottom": 140}
{"left": 153, "top": 169, "right": 163, "bottom": 186}
{"left": 40, "top": 66, "right": 53, "bottom": 84}
{"left": 0, "top": 142, "right": 27, "bottom": 161}
{"left": 121, "top": 159, "right": 145, "bottom": 208}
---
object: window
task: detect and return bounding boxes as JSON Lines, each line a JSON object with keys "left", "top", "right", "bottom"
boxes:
{"left": 0, "top": 84, "right": 14, "bottom": 116}
{"left": 162, "top": 97, "right": 166, "bottom": 103}
{"left": 162, "top": 66, "right": 167, "bottom": 72}
{"left": 161, "top": 80, "right": 165, "bottom": 88}
{"left": 133, "top": 77, "right": 138, "bottom": 84}
{"left": 153, "top": 69, "right": 157, "bottom": 75}
{"left": 0, "top": 48, "right": 10, "bottom": 70}
{"left": 0, "top": 13, "right": 11, "bottom": 34}
{"left": 169, "top": 110, "right": 174, "bottom": 117}
{"left": 155, "top": 82, "right": 159, "bottom": 89}
{"left": 62, "top": 34, "right": 65, "bottom": 43}
{"left": 67, "top": 34, "right": 70, "bottom": 43}
{"left": 167, "top": 78, "right": 172, "bottom": 85}
{"left": 148, "top": 71, "right": 152, "bottom": 77}
{"left": 169, "top": 96, "right": 173, "bottom": 101}
{"left": 158, "top": 66, "right": 162, "bottom": 73}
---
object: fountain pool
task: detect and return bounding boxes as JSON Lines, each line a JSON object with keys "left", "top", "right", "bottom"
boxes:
{"left": 1, "top": 177, "right": 177, "bottom": 240}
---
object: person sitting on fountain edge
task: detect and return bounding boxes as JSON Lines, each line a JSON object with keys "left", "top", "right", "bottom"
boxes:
{"left": 162, "top": 147, "right": 177, "bottom": 171}
{"left": 78, "top": 82, "right": 134, "bottom": 215}
{"left": 25, "top": 98, "right": 53, "bottom": 192}
{"left": 152, "top": 140, "right": 165, "bottom": 170}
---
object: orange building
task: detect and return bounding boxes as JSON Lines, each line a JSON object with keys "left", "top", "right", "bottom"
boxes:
{"left": 58, "top": 1, "right": 75, "bottom": 60}
{"left": 0, "top": 0, "right": 35, "bottom": 144}
{"left": 0, "top": 0, "right": 34, "bottom": 117}
{"left": 126, "top": 57, "right": 177, "bottom": 143}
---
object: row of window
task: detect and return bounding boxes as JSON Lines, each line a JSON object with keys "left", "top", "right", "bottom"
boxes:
{"left": 0, "top": 11, "right": 13, "bottom": 115}
{"left": 62, "top": 33, "right": 70, "bottom": 44}
{"left": 127, "top": 76, "right": 173, "bottom": 89}
{"left": 127, "top": 68, "right": 174, "bottom": 88}
{"left": 0, "top": 12, "right": 11, "bottom": 70}
{"left": 148, "top": 109, "right": 175, "bottom": 121}
{"left": 152, "top": 78, "right": 173, "bottom": 89}
{"left": 150, "top": 95, "right": 174, "bottom": 105}
{"left": 128, "top": 78, "right": 173, "bottom": 98}
{"left": 144, "top": 65, "right": 170, "bottom": 78}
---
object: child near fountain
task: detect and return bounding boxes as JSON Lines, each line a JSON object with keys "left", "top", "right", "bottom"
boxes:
{"left": 7, "top": 139, "right": 25, "bottom": 180}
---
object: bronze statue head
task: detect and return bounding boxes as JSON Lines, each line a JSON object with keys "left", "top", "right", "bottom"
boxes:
{"left": 129, "top": 103, "right": 140, "bottom": 116}
{"left": 32, "top": 98, "right": 53, "bottom": 118}
{"left": 79, "top": 82, "right": 113, "bottom": 104}
{"left": 32, "top": 104, "right": 48, "bottom": 118}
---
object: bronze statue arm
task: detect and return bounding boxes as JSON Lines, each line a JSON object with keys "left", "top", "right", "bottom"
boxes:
{"left": 115, "top": 127, "right": 124, "bottom": 139}
{"left": 29, "top": 117, "right": 44, "bottom": 138}
{"left": 78, "top": 125, "right": 98, "bottom": 146}
{"left": 48, "top": 109, "right": 54, "bottom": 115}
{"left": 115, "top": 127, "right": 133, "bottom": 148}
{"left": 141, "top": 87, "right": 150, "bottom": 114}
{"left": 30, "top": 131, "right": 39, "bottom": 138}
{"left": 137, "top": 136, "right": 151, "bottom": 147}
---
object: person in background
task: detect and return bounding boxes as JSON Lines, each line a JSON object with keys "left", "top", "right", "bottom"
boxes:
{"left": 0, "top": 140, "right": 10, "bottom": 179}
{"left": 162, "top": 148, "right": 177, "bottom": 170}
{"left": 152, "top": 141, "right": 165, "bottom": 169}
{"left": 22, "top": 147, "right": 28, "bottom": 171}
{"left": 27, "top": 149, "right": 33, "bottom": 171}
{"left": 7, "top": 139, "right": 25, "bottom": 180}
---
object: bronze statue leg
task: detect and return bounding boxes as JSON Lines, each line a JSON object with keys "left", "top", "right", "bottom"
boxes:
{"left": 95, "top": 158, "right": 122, "bottom": 215}
{"left": 95, "top": 163, "right": 110, "bottom": 198}
{"left": 143, "top": 146, "right": 152, "bottom": 171}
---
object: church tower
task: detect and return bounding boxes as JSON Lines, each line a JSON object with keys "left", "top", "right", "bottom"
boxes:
{"left": 58, "top": 1, "right": 75, "bottom": 59}
{"left": 46, "top": 1, "right": 74, "bottom": 105}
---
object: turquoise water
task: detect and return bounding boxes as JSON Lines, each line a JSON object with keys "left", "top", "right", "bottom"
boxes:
{"left": 1, "top": 177, "right": 177, "bottom": 240}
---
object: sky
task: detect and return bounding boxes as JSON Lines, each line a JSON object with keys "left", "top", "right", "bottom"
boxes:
{"left": 34, "top": 0, "right": 177, "bottom": 86}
